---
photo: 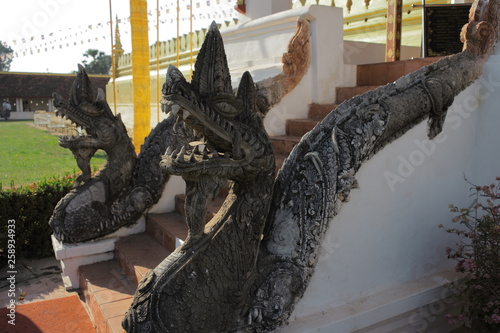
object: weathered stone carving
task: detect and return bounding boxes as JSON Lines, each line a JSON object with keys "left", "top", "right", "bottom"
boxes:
{"left": 49, "top": 17, "right": 310, "bottom": 244}
{"left": 121, "top": 1, "right": 499, "bottom": 330}
{"left": 241, "top": 1, "right": 500, "bottom": 331}
{"left": 255, "top": 17, "right": 311, "bottom": 114}
{"left": 50, "top": 0, "right": 500, "bottom": 330}
{"left": 49, "top": 66, "right": 180, "bottom": 243}
{"left": 122, "top": 22, "right": 276, "bottom": 332}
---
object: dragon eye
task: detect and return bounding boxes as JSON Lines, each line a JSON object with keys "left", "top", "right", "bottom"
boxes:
{"left": 215, "top": 101, "right": 239, "bottom": 117}
{"left": 208, "top": 95, "right": 243, "bottom": 118}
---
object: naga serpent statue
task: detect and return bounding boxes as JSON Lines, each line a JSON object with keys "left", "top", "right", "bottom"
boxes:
{"left": 49, "top": 66, "right": 182, "bottom": 242}
{"left": 49, "top": 0, "right": 499, "bottom": 331}
{"left": 49, "top": 16, "right": 310, "bottom": 244}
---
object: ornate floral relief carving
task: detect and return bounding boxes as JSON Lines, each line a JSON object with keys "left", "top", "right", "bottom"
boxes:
{"left": 255, "top": 17, "right": 311, "bottom": 115}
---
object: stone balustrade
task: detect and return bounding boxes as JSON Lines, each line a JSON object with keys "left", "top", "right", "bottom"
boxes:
{"left": 34, "top": 111, "right": 76, "bottom": 135}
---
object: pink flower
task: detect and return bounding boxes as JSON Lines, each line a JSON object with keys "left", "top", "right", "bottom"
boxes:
{"left": 463, "top": 259, "right": 476, "bottom": 271}
{"left": 491, "top": 314, "right": 500, "bottom": 324}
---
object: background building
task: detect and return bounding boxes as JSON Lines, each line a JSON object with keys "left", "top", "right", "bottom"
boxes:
{"left": 0, "top": 72, "right": 109, "bottom": 119}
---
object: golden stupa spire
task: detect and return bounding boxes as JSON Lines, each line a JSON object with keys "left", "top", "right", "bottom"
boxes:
{"left": 113, "top": 15, "right": 124, "bottom": 57}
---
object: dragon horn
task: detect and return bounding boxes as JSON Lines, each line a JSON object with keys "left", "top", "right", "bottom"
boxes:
{"left": 191, "top": 21, "right": 232, "bottom": 96}
{"left": 237, "top": 71, "right": 257, "bottom": 120}
{"left": 163, "top": 65, "right": 187, "bottom": 95}
{"left": 70, "top": 64, "right": 95, "bottom": 106}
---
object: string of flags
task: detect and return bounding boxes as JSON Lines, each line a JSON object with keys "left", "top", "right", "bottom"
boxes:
{"left": 6, "top": 0, "right": 237, "bottom": 59}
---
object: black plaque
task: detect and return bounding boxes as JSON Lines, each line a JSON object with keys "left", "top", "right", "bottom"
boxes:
{"left": 424, "top": 4, "right": 471, "bottom": 57}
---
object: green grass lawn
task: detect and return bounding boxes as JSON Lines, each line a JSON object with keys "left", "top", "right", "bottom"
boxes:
{"left": 0, "top": 120, "right": 106, "bottom": 188}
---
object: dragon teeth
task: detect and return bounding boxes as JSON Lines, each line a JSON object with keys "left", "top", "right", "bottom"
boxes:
{"left": 189, "top": 140, "right": 204, "bottom": 146}
{"left": 173, "top": 116, "right": 183, "bottom": 134}
{"left": 171, "top": 148, "right": 179, "bottom": 159}
{"left": 179, "top": 146, "right": 186, "bottom": 156}
{"left": 171, "top": 104, "right": 181, "bottom": 116}
{"left": 183, "top": 110, "right": 191, "bottom": 120}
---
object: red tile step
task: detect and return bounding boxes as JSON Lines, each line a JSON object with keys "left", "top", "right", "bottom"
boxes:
{"left": 78, "top": 219, "right": 177, "bottom": 333}
{"left": 356, "top": 57, "right": 443, "bottom": 86}
{"left": 308, "top": 103, "right": 338, "bottom": 120}
{"left": 335, "top": 85, "right": 380, "bottom": 104}
{"left": 146, "top": 212, "right": 188, "bottom": 253}
{"left": 286, "top": 119, "right": 318, "bottom": 137}
{"left": 0, "top": 294, "right": 96, "bottom": 333}
{"left": 145, "top": 182, "right": 230, "bottom": 254}
{"left": 271, "top": 135, "right": 301, "bottom": 156}
{"left": 114, "top": 233, "right": 171, "bottom": 287}
{"left": 79, "top": 260, "right": 135, "bottom": 333}
{"left": 78, "top": 231, "right": 173, "bottom": 333}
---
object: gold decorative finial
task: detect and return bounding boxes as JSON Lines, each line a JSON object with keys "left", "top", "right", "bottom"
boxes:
{"left": 113, "top": 15, "right": 124, "bottom": 58}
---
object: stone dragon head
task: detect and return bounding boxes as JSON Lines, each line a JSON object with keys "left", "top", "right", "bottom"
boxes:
{"left": 159, "top": 22, "right": 275, "bottom": 246}
{"left": 160, "top": 23, "right": 274, "bottom": 185}
{"left": 50, "top": 65, "right": 136, "bottom": 243}
{"left": 53, "top": 65, "right": 125, "bottom": 152}
{"left": 52, "top": 65, "right": 132, "bottom": 185}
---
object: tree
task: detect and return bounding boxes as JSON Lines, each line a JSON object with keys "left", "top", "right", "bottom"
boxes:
{"left": 81, "top": 49, "right": 111, "bottom": 75}
{"left": 0, "top": 41, "right": 14, "bottom": 72}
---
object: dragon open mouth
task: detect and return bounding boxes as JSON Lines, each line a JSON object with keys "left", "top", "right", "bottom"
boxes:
{"left": 160, "top": 66, "right": 265, "bottom": 178}
{"left": 55, "top": 105, "right": 98, "bottom": 147}
{"left": 52, "top": 65, "right": 115, "bottom": 149}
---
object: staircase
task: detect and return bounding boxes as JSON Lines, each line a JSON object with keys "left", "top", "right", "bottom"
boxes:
{"left": 77, "top": 57, "right": 441, "bottom": 333}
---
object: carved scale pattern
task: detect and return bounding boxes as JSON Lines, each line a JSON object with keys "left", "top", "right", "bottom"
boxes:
{"left": 241, "top": 1, "right": 500, "bottom": 330}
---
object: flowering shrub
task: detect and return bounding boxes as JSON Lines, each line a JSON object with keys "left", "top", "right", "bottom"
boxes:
{"left": 440, "top": 178, "right": 500, "bottom": 332}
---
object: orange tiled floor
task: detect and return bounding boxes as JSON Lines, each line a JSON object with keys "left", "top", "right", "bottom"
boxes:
{"left": 0, "top": 294, "right": 95, "bottom": 333}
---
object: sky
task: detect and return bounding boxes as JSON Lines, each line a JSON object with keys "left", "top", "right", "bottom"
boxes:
{"left": 0, "top": 0, "right": 237, "bottom": 74}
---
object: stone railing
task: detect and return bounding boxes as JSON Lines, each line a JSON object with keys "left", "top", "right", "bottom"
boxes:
{"left": 293, "top": 0, "right": 445, "bottom": 46}
{"left": 115, "top": 21, "right": 239, "bottom": 78}
{"left": 34, "top": 111, "right": 76, "bottom": 135}
{"left": 114, "top": 0, "right": 448, "bottom": 78}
